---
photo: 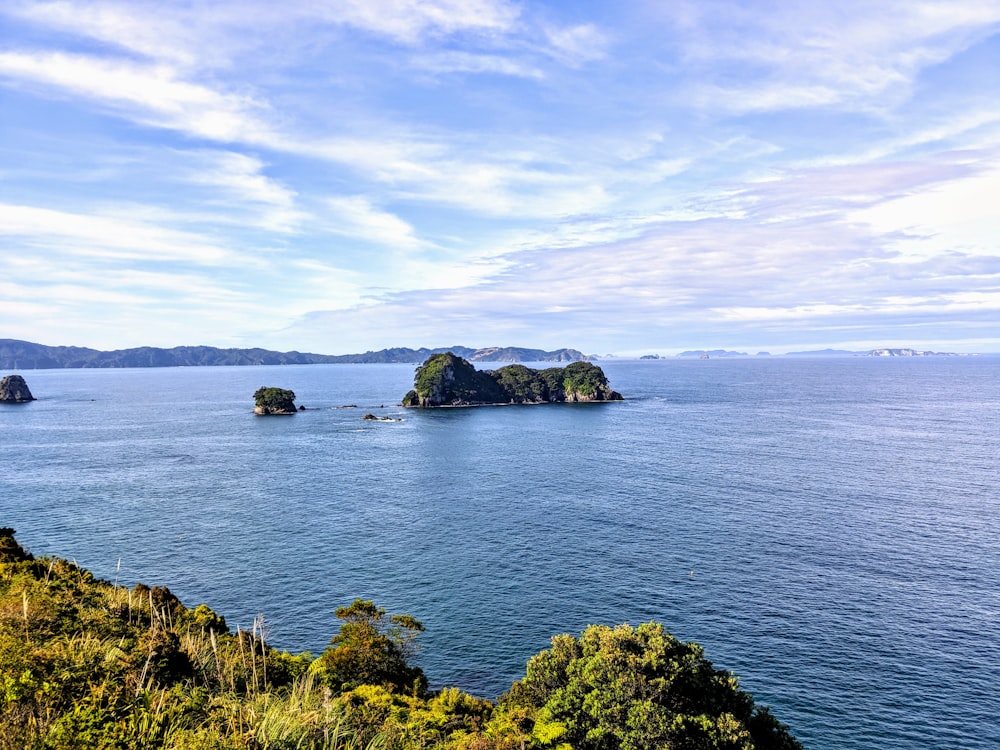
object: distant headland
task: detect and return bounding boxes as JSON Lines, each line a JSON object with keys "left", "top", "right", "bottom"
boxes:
{"left": 0, "top": 339, "right": 592, "bottom": 369}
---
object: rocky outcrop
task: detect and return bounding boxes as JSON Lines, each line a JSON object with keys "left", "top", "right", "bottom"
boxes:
{"left": 0, "top": 374, "right": 35, "bottom": 403}
{"left": 402, "top": 353, "right": 623, "bottom": 407}
{"left": 362, "top": 413, "right": 401, "bottom": 422}
{"left": 252, "top": 386, "right": 297, "bottom": 415}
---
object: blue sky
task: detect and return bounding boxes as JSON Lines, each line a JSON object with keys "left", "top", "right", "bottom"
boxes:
{"left": 2, "top": 0, "right": 998, "bottom": 355}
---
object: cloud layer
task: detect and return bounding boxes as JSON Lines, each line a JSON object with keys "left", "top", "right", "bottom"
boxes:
{"left": 2, "top": 0, "right": 998, "bottom": 353}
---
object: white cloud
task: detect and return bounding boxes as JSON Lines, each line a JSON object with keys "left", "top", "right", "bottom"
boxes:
{"left": 543, "top": 23, "right": 609, "bottom": 65}
{"left": 0, "top": 203, "right": 241, "bottom": 264}
{"left": 412, "top": 51, "right": 544, "bottom": 78}
{"left": 323, "top": 196, "right": 423, "bottom": 250}
{"left": 0, "top": 51, "right": 275, "bottom": 142}
{"left": 7, "top": 0, "right": 208, "bottom": 67}
{"left": 322, "top": 0, "right": 521, "bottom": 42}
{"left": 182, "top": 151, "right": 307, "bottom": 232}
{"left": 848, "top": 154, "right": 1000, "bottom": 258}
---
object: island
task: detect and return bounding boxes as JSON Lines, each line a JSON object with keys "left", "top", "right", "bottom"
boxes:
{"left": 0, "top": 374, "right": 35, "bottom": 403}
{"left": 866, "top": 348, "right": 960, "bottom": 357}
{"left": 402, "top": 352, "right": 623, "bottom": 407}
{"left": 253, "top": 386, "right": 297, "bottom": 414}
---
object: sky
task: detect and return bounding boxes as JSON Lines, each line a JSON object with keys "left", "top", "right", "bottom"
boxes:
{"left": 1, "top": 1, "right": 999, "bottom": 356}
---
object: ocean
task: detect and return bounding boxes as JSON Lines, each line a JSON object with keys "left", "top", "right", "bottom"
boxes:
{"left": 2, "top": 357, "right": 998, "bottom": 748}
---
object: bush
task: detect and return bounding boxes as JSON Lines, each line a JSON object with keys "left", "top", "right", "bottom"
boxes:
{"left": 315, "top": 599, "right": 428, "bottom": 696}
{"left": 494, "top": 622, "right": 802, "bottom": 750}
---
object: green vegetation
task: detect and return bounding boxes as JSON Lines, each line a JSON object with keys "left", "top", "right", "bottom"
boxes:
{"left": 499, "top": 623, "right": 802, "bottom": 750}
{"left": 0, "top": 528, "right": 801, "bottom": 749}
{"left": 253, "top": 386, "right": 297, "bottom": 414}
{"left": 403, "top": 353, "right": 623, "bottom": 407}
{"left": 313, "top": 600, "right": 428, "bottom": 695}
{"left": 403, "top": 352, "right": 505, "bottom": 407}
{"left": 559, "top": 361, "right": 608, "bottom": 400}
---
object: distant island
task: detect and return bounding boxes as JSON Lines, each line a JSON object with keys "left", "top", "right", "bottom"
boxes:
{"left": 402, "top": 352, "right": 623, "bottom": 407}
{"left": 865, "top": 348, "right": 959, "bottom": 357}
{"left": 0, "top": 339, "right": 592, "bottom": 369}
{"left": 647, "top": 347, "right": 966, "bottom": 359}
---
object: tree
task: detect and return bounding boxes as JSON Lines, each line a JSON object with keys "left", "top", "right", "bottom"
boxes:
{"left": 494, "top": 622, "right": 802, "bottom": 750}
{"left": 315, "top": 599, "right": 428, "bottom": 695}
{"left": 492, "top": 364, "right": 548, "bottom": 402}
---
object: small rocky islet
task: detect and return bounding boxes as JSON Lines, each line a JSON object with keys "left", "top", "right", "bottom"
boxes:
{"left": 252, "top": 386, "right": 297, "bottom": 415}
{"left": 0, "top": 374, "right": 35, "bottom": 403}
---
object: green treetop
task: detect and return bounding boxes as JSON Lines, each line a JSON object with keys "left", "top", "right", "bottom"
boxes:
{"left": 494, "top": 621, "right": 803, "bottom": 750}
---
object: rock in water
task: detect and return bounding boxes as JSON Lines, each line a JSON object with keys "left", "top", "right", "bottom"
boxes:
{"left": 0, "top": 374, "right": 35, "bottom": 403}
{"left": 252, "top": 386, "right": 297, "bottom": 415}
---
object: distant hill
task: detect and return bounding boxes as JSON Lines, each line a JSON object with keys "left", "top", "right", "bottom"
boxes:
{"left": 0, "top": 340, "right": 591, "bottom": 369}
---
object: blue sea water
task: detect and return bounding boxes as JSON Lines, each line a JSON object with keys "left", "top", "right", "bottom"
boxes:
{"left": 2, "top": 357, "right": 999, "bottom": 749}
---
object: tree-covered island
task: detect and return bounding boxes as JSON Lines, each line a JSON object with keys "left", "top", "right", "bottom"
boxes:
{"left": 253, "top": 386, "right": 298, "bottom": 415}
{"left": 0, "top": 528, "right": 801, "bottom": 749}
{"left": 402, "top": 352, "right": 623, "bottom": 407}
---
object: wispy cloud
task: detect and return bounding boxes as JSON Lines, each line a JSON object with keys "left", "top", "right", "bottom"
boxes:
{"left": 0, "top": 203, "right": 240, "bottom": 264}
{"left": 542, "top": 23, "right": 609, "bottom": 66}
{"left": 315, "top": 0, "right": 522, "bottom": 43}
{"left": 323, "top": 196, "right": 423, "bottom": 250}
{"left": 0, "top": 51, "right": 275, "bottom": 142}
{"left": 664, "top": 0, "right": 1000, "bottom": 113}
{"left": 412, "top": 51, "right": 544, "bottom": 78}
{"left": 181, "top": 151, "right": 307, "bottom": 232}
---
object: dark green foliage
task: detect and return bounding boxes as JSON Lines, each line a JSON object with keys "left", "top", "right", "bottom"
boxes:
{"left": 407, "top": 353, "right": 506, "bottom": 406}
{"left": 404, "top": 353, "right": 622, "bottom": 407}
{"left": 560, "top": 361, "right": 611, "bottom": 400}
{"left": 537, "top": 367, "right": 567, "bottom": 398}
{"left": 252, "top": 386, "right": 296, "bottom": 414}
{"left": 0, "top": 528, "right": 32, "bottom": 562}
{"left": 492, "top": 364, "right": 550, "bottom": 402}
{"left": 315, "top": 599, "right": 428, "bottom": 696}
